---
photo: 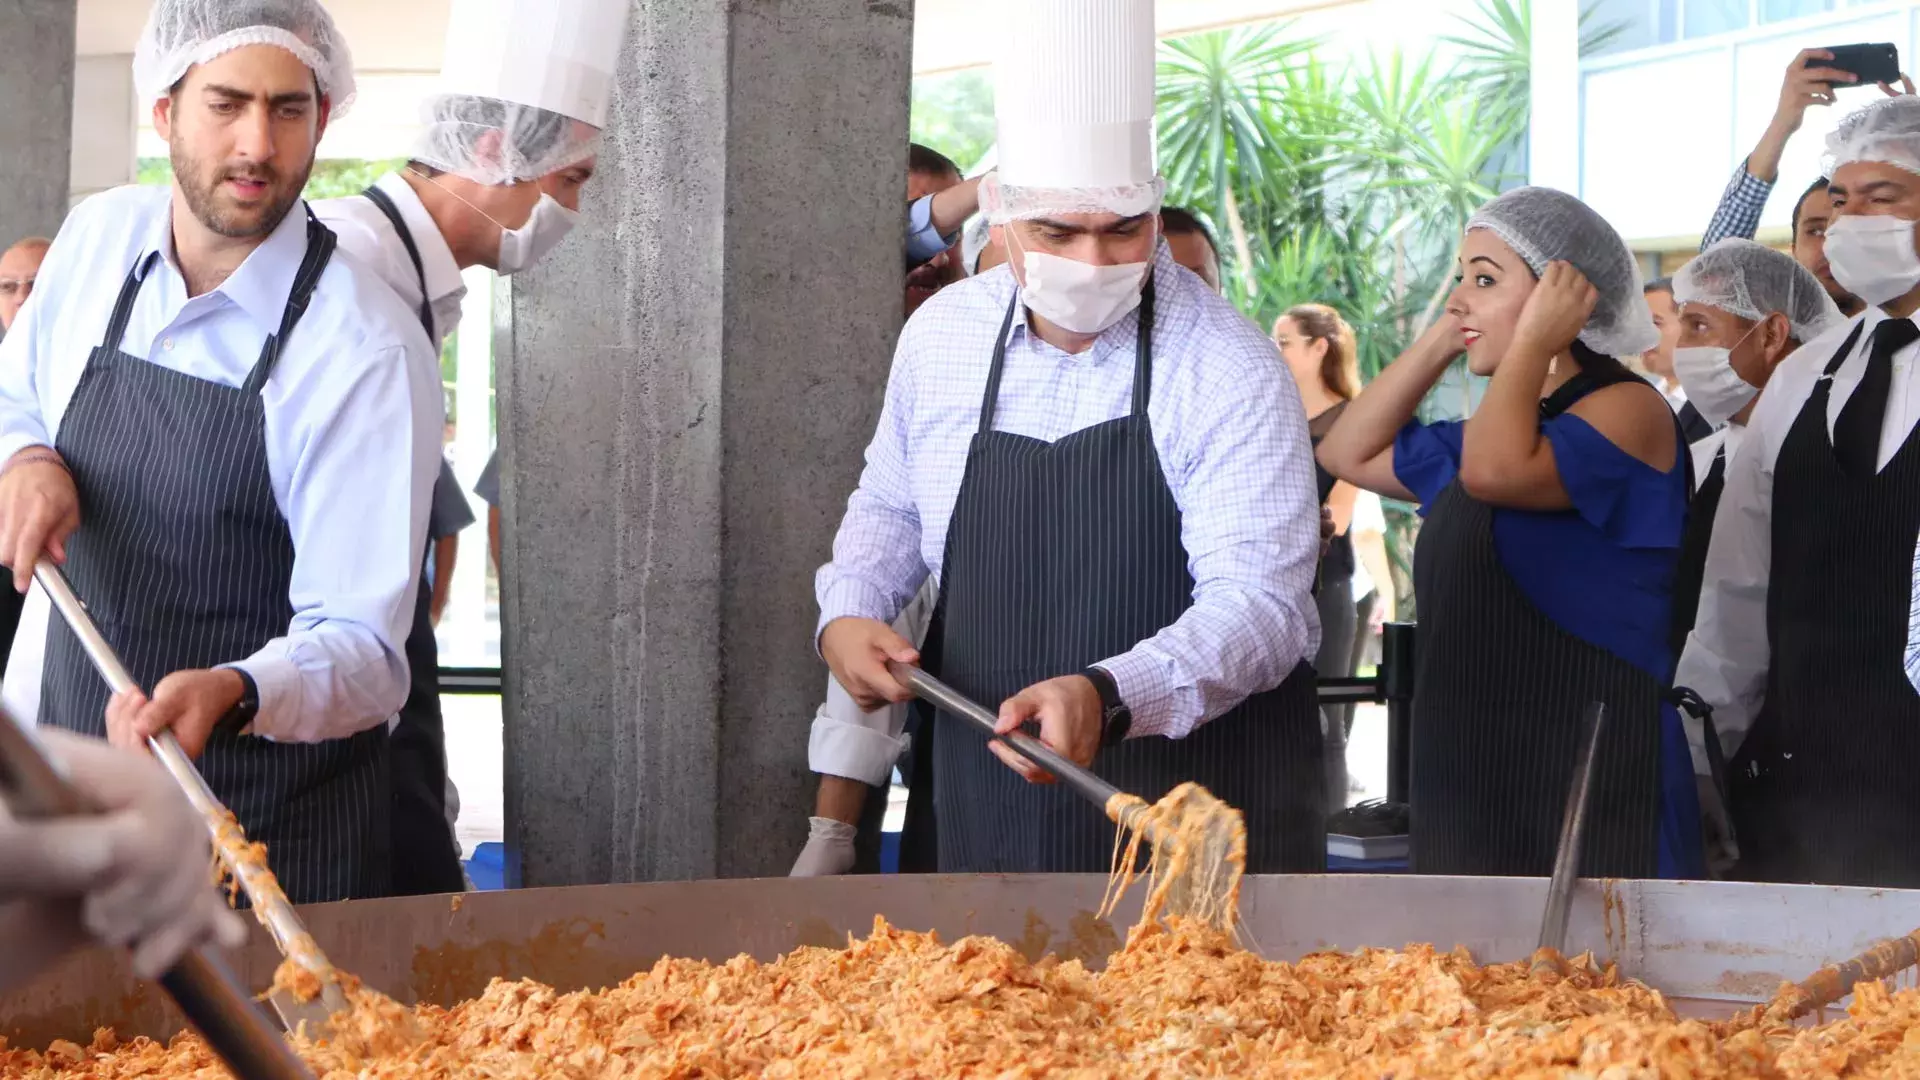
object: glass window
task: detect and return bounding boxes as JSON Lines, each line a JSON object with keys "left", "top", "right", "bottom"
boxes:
{"left": 1583, "top": 0, "right": 1659, "bottom": 56}
{"left": 1761, "top": 0, "right": 1833, "bottom": 23}
{"left": 1684, "top": 0, "right": 1751, "bottom": 39}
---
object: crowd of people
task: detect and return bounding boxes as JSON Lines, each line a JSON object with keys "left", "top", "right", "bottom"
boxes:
{"left": 6, "top": 0, "right": 1920, "bottom": 998}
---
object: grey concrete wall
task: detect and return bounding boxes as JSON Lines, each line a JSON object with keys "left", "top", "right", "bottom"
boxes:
{"left": 498, "top": 0, "right": 913, "bottom": 885}
{"left": 0, "top": 0, "right": 77, "bottom": 246}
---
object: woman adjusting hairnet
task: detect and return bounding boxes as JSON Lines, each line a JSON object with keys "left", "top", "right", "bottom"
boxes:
{"left": 1319, "top": 184, "right": 1704, "bottom": 881}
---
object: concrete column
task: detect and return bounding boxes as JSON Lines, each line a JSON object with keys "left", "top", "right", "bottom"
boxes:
{"left": 498, "top": 0, "right": 913, "bottom": 886}
{"left": 0, "top": 0, "right": 77, "bottom": 245}
{"left": 1527, "top": 0, "right": 1581, "bottom": 193}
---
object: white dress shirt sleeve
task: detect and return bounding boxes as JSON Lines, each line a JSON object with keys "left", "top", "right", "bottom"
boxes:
{"left": 1099, "top": 323, "right": 1322, "bottom": 739}
{"left": 808, "top": 581, "right": 937, "bottom": 785}
{"left": 235, "top": 326, "right": 439, "bottom": 742}
{"left": 815, "top": 329, "right": 931, "bottom": 638}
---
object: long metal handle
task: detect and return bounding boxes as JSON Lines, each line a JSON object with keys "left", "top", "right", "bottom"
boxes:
{"left": 1538, "top": 701, "right": 1607, "bottom": 957}
{"left": 886, "top": 661, "right": 1123, "bottom": 811}
{"left": 33, "top": 562, "right": 344, "bottom": 1027}
{"left": 0, "top": 714, "right": 315, "bottom": 1080}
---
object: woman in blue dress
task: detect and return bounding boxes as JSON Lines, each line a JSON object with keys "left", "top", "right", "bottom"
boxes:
{"left": 1317, "top": 187, "right": 1703, "bottom": 880}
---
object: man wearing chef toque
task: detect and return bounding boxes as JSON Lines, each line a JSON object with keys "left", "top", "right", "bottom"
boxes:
{"left": 0, "top": 0, "right": 441, "bottom": 904}
{"left": 811, "top": 0, "right": 1326, "bottom": 875}
{"left": 1678, "top": 95, "right": 1920, "bottom": 889}
{"left": 312, "top": 0, "right": 630, "bottom": 897}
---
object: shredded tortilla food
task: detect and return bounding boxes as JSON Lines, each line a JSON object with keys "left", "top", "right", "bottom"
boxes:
{"left": 12, "top": 921, "right": 1920, "bottom": 1078}
{"left": 12, "top": 785, "right": 1920, "bottom": 1077}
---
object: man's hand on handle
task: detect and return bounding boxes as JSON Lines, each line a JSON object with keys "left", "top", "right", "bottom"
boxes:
{"left": 0, "top": 446, "right": 79, "bottom": 592}
{"left": 0, "top": 730, "right": 246, "bottom": 981}
{"left": 820, "top": 616, "right": 919, "bottom": 712}
{"left": 106, "top": 668, "right": 246, "bottom": 759}
{"left": 990, "top": 674, "right": 1103, "bottom": 785}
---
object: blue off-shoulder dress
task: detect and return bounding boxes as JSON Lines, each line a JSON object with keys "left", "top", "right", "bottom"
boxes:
{"left": 1394, "top": 410, "right": 1703, "bottom": 879}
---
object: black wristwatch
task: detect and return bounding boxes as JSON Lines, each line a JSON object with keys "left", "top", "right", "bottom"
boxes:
{"left": 1083, "top": 665, "right": 1132, "bottom": 746}
{"left": 220, "top": 668, "right": 260, "bottom": 734}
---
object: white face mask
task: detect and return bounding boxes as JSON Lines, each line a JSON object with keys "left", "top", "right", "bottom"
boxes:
{"left": 1825, "top": 214, "right": 1920, "bottom": 307}
{"left": 495, "top": 194, "right": 580, "bottom": 275}
{"left": 1672, "top": 320, "right": 1765, "bottom": 428}
{"left": 1008, "top": 225, "right": 1154, "bottom": 335}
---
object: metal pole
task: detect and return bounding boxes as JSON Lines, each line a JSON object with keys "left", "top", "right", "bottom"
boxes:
{"left": 1380, "top": 621, "right": 1416, "bottom": 804}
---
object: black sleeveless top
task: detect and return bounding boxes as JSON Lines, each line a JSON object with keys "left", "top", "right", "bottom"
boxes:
{"left": 1310, "top": 401, "right": 1354, "bottom": 583}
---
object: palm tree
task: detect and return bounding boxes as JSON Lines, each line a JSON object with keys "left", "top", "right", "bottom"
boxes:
{"left": 1157, "top": 25, "right": 1319, "bottom": 295}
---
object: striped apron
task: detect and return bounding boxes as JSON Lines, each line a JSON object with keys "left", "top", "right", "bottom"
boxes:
{"left": 921, "top": 282, "right": 1326, "bottom": 875}
{"left": 39, "top": 212, "right": 391, "bottom": 904}
{"left": 358, "top": 185, "right": 467, "bottom": 895}
{"left": 1408, "top": 373, "right": 1667, "bottom": 879}
{"left": 1730, "top": 322, "right": 1920, "bottom": 887}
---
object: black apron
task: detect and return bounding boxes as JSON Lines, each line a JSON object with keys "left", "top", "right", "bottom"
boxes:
{"left": 1409, "top": 370, "right": 1667, "bottom": 878}
{"left": 359, "top": 184, "right": 467, "bottom": 895}
{"left": 921, "top": 283, "right": 1325, "bottom": 874}
{"left": 1729, "top": 321, "right": 1920, "bottom": 887}
{"left": 40, "top": 213, "right": 392, "bottom": 904}
{"left": 1668, "top": 442, "right": 1726, "bottom": 659}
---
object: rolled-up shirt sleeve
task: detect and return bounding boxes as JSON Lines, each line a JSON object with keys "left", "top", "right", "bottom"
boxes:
{"left": 815, "top": 333, "right": 930, "bottom": 640}
{"left": 237, "top": 340, "right": 438, "bottom": 742}
{"left": 906, "top": 195, "right": 956, "bottom": 265}
{"left": 1099, "top": 332, "right": 1322, "bottom": 739}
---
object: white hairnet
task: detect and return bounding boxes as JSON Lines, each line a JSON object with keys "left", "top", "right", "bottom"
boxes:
{"left": 133, "top": 0, "right": 356, "bottom": 118}
{"left": 980, "top": 172, "right": 1166, "bottom": 226}
{"left": 1826, "top": 95, "right": 1920, "bottom": 178}
{"left": 411, "top": 94, "right": 600, "bottom": 185}
{"left": 1465, "top": 186, "right": 1658, "bottom": 357}
{"left": 1673, "top": 238, "right": 1843, "bottom": 344}
{"left": 962, "top": 216, "right": 994, "bottom": 275}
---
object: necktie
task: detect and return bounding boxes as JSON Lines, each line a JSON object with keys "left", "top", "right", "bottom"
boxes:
{"left": 1835, "top": 318, "right": 1920, "bottom": 476}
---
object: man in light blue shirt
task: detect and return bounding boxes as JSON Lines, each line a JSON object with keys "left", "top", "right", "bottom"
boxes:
{"left": 0, "top": 0, "right": 440, "bottom": 903}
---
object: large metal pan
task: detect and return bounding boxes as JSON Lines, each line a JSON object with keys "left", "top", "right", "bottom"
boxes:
{"left": 6, "top": 874, "right": 1916, "bottom": 1050}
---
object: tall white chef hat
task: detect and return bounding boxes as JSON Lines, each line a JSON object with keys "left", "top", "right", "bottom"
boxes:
{"left": 415, "top": 0, "right": 631, "bottom": 186}
{"left": 983, "top": 0, "right": 1165, "bottom": 225}
{"left": 133, "top": 0, "right": 357, "bottom": 117}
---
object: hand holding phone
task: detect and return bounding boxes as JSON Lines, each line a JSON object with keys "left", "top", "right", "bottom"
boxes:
{"left": 1814, "top": 43, "right": 1902, "bottom": 88}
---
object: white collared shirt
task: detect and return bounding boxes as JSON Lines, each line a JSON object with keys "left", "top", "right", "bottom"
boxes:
{"left": 0, "top": 185, "right": 442, "bottom": 742}
{"left": 311, "top": 172, "right": 468, "bottom": 348}
{"left": 1688, "top": 423, "right": 1747, "bottom": 491}
{"left": 815, "top": 246, "right": 1322, "bottom": 740}
{"left": 1677, "top": 306, "right": 1920, "bottom": 768}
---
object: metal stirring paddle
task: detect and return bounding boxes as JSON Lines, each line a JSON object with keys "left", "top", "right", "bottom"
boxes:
{"left": 0, "top": 714, "right": 315, "bottom": 1080}
{"left": 35, "top": 561, "right": 348, "bottom": 1035}
{"left": 1532, "top": 700, "right": 1607, "bottom": 976}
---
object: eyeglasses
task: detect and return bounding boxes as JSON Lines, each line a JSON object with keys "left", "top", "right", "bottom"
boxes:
{"left": 0, "top": 278, "right": 33, "bottom": 300}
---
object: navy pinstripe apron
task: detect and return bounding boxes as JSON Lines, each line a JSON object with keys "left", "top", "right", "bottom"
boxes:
{"left": 39, "top": 212, "right": 391, "bottom": 904}
{"left": 922, "top": 282, "right": 1326, "bottom": 875}
{"left": 1409, "top": 371, "right": 1666, "bottom": 879}
{"left": 1729, "top": 322, "right": 1920, "bottom": 887}
{"left": 359, "top": 184, "right": 467, "bottom": 895}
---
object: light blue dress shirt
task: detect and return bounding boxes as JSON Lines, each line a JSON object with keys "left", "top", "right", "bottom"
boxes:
{"left": 0, "top": 185, "right": 442, "bottom": 742}
{"left": 816, "top": 246, "right": 1322, "bottom": 740}
{"left": 906, "top": 194, "right": 953, "bottom": 264}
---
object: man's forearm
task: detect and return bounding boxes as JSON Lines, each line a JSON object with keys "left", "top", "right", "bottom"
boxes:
{"left": 813, "top": 774, "right": 871, "bottom": 825}
{"left": 1746, "top": 119, "right": 1797, "bottom": 184}
{"left": 929, "top": 176, "right": 984, "bottom": 238}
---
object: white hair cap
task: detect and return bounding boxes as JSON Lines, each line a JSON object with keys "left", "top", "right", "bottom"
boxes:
{"left": 133, "top": 0, "right": 356, "bottom": 118}
{"left": 1826, "top": 94, "right": 1920, "bottom": 178}
{"left": 1465, "top": 186, "right": 1659, "bottom": 357}
{"left": 1673, "top": 238, "right": 1843, "bottom": 344}
{"left": 411, "top": 95, "right": 598, "bottom": 186}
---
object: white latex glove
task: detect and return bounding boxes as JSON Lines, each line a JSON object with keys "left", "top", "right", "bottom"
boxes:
{"left": 789, "top": 816, "right": 858, "bottom": 877}
{"left": 0, "top": 730, "right": 246, "bottom": 979}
